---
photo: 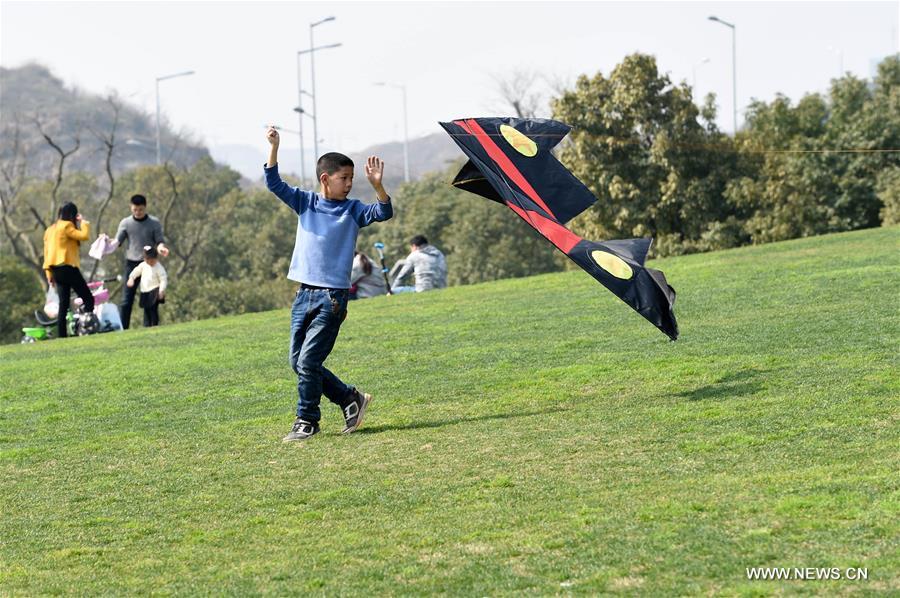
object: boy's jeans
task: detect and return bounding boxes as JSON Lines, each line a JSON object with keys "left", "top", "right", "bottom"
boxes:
{"left": 289, "top": 287, "right": 355, "bottom": 423}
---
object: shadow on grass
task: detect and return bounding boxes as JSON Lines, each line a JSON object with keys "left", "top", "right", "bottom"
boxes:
{"left": 358, "top": 407, "right": 571, "bottom": 434}
{"left": 676, "top": 368, "right": 779, "bottom": 401}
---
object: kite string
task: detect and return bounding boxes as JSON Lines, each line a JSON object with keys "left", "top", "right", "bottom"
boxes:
{"left": 444, "top": 132, "right": 900, "bottom": 155}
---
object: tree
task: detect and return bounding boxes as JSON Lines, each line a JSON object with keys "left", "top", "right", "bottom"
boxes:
{"left": 0, "top": 115, "right": 81, "bottom": 286}
{"left": 551, "top": 53, "right": 742, "bottom": 256}
{"left": 729, "top": 54, "right": 900, "bottom": 243}
{"left": 0, "top": 255, "right": 43, "bottom": 344}
{"left": 492, "top": 69, "right": 548, "bottom": 119}
{"left": 876, "top": 166, "right": 900, "bottom": 225}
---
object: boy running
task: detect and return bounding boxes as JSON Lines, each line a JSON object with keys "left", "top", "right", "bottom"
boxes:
{"left": 264, "top": 126, "right": 393, "bottom": 441}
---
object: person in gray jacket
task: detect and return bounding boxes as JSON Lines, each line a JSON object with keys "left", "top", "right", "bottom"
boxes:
{"left": 391, "top": 235, "right": 447, "bottom": 292}
{"left": 114, "top": 194, "right": 169, "bottom": 329}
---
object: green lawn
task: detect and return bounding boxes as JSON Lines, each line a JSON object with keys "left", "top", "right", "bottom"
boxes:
{"left": 1, "top": 227, "right": 898, "bottom": 595}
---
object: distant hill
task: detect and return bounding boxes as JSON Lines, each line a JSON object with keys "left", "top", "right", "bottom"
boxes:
{"left": 0, "top": 63, "right": 461, "bottom": 186}
{"left": 0, "top": 63, "right": 209, "bottom": 177}
{"left": 213, "top": 130, "right": 462, "bottom": 187}
{"left": 347, "top": 131, "right": 463, "bottom": 189}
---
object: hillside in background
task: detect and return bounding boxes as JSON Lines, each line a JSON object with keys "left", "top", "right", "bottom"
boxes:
{"left": 1, "top": 227, "right": 897, "bottom": 594}
{"left": 0, "top": 60, "right": 464, "bottom": 185}
{"left": 212, "top": 130, "right": 462, "bottom": 186}
{"left": 348, "top": 131, "right": 462, "bottom": 188}
{"left": 0, "top": 64, "right": 210, "bottom": 176}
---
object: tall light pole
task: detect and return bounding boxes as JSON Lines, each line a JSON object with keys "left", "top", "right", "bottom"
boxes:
{"left": 708, "top": 15, "right": 737, "bottom": 134}
{"left": 297, "top": 42, "right": 341, "bottom": 178}
{"left": 310, "top": 16, "right": 337, "bottom": 162}
{"left": 374, "top": 82, "right": 409, "bottom": 182}
{"left": 295, "top": 54, "right": 307, "bottom": 182}
{"left": 155, "top": 70, "right": 194, "bottom": 165}
{"left": 692, "top": 57, "right": 711, "bottom": 94}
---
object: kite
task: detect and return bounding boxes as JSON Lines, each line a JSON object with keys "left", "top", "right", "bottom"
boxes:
{"left": 440, "top": 117, "right": 679, "bottom": 340}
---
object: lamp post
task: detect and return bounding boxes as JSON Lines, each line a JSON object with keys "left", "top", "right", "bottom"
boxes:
{"left": 297, "top": 42, "right": 341, "bottom": 179}
{"left": 295, "top": 53, "right": 307, "bottom": 182}
{"left": 310, "top": 16, "right": 337, "bottom": 162}
{"left": 692, "top": 57, "right": 711, "bottom": 94}
{"left": 374, "top": 82, "right": 409, "bottom": 182}
{"left": 155, "top": 70, "right": 194, "bottom": 165}
{"left": 708, "top": 15, "right": 737, "bottom": 133}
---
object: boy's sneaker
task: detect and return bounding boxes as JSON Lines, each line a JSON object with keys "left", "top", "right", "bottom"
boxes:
{"left": 341, "top": 390, "right": 372, "bottom": 434}
{"left": 283, "top": 418, "right": 319, "bottom": 442}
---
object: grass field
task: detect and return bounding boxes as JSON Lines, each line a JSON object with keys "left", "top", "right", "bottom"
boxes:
{"left": 1, "top": 227, "right": 898, "bottom": 595}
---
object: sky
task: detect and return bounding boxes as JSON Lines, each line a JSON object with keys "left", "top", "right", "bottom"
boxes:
{"left": 2, "top": 0, "right": 898, "bottom": 161}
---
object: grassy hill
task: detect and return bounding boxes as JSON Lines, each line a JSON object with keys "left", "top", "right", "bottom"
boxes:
{"left": 1, "top": 228, "right": 897, "bottom": 595}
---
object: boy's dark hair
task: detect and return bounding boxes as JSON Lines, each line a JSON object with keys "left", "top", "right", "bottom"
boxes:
{"left": 316, "top": 152, "right": 354, "bottom": 180}
{"left": 130, "top": 194, "right": 147, "bottom": 206}
{"left": 143, "top": 245, "right": 158, "bottom": 260}
{"left": 410, "top": 235, "right": 428, "bottom": 247}
{"left": 58, "top": 202, "right": 78, "bottom": 223}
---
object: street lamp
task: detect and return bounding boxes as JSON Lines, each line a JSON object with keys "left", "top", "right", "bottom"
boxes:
{"left": 692, "top": 57, "right": 711, "bottom": 94}
{"left": 155, "top": 70, "right": 194, "bottom": 165}
{"left": 374, "top": 82, "right": 410, "bottom": 182}
{"left": 310, "top": 16, "right": 337, "bottom": 163}
{"left": 297, "top": 42, "right": 341, "bottom": 180}
{"left": 708, "top": 15, "right": 737, "bottom": 133}
{"left": 295, "top": 53, "right": 308, "bottom": 182}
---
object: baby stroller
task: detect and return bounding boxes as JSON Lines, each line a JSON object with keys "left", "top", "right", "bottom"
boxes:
{"left": 21, "top": 280, "right": 122, "bottom": 343}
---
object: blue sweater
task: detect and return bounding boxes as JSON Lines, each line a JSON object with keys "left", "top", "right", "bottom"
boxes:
{"left": 265, "top": 164, "right": 393, "bottom": 288}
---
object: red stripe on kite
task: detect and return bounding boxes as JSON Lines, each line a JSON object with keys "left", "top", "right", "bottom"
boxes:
{"left": 455, "top": 119, "right": 555, "bottom": 218}
{"left": 507, "top": 203, "right": 582, "bottom": 254}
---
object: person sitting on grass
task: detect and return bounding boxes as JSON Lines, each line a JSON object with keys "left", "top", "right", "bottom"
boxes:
{"left": 391, "top": 234, "right": 448, "bottom": 293}
{"left": 350, "top": 250, "right": 388, "bottom": 299}
{"left": 265, "top": 125, "right": 393, "bottom": 442}
{"left": 126, "top": 245, "right": 167, "bottom": 328}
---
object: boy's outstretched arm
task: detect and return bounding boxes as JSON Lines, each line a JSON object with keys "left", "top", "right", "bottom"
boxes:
{"left": 354, "top": 155, "right": 394, "bottom": 227}
{"left": 264, "top": 125, "right": 307, "bottom": 214}
{"left": 365, "top": 156, "right": 391, "bottom": 203}
{"left": 266, "top": 126, "right": 280, "bottom": 168}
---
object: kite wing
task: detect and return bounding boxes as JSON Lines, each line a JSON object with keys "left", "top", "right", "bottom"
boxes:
{"left": 440, "top": 117, "right": 679, "bottom": 340}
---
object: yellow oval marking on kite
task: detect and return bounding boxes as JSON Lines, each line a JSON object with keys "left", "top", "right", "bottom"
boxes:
{"left": 500, "top": 124, "right": 538, "bottom": 157}
{"left": 591, "top": 250, "right": 633, "bottom": 280}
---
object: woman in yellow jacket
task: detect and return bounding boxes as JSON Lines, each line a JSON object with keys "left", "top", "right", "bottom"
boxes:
{"left": 43, "top": 202, "right": 94, "bottom": 338}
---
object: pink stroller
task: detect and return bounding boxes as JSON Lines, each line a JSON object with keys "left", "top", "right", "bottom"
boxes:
{"left": 22, "top": 279, "right": 122, "bottom": 342}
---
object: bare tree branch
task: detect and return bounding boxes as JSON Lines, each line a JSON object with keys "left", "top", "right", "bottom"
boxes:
{"left": 0, "top": 116, "right": 46, "bottom": 287}
{"left": 493, "top": 69, "right": 545, "bottom": 119}
{"left": 0, "top": 186, "right": 45, "bottom": 287}
{"left": 0, "top": 120, "right": 29, "bottom": 202}
{"left": 163, "top": 128, "right": 186, "bottom": 166}
{"left": 33, "top": 116, "right": 80, "bottom": 224}
{"left": 88, "top": 96, "right": 121, "bottom": 281}
{"left": 159, "top": 162, "right": 180, "bottom": 243}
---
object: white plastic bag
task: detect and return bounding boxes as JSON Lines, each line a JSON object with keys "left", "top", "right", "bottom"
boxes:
{"left": 95, "top": 302, "right": 123, "bottom": 332}
{"left": 44, "top": 286, "right": 59, "bottom": 319}
{"left": 89, "top": 233, "right": 119, "bottom": 260}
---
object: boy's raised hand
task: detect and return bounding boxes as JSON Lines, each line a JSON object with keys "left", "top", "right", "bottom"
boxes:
{"left": 365, "top": 156, "right": 385, "bottom": 189}
{"left": 266, "top": 126, "right": 280, "bottom": 147}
